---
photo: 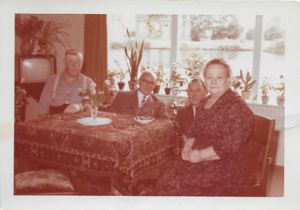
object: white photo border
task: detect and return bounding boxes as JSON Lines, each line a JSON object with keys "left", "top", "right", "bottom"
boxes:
{"left": 1, "top": 0, "right": 300, "bottom": 210}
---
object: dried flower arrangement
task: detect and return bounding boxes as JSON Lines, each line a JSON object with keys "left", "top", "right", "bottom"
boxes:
{"left": 124, "top": 28, "right": 144, "bottom": 83}
{"left": 239, "top": 69, "right": 256, "bottom": 92}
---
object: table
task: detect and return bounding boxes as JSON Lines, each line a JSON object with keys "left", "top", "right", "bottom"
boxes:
{"left": 14, "top": 111, "right": 180, "bottom": 195}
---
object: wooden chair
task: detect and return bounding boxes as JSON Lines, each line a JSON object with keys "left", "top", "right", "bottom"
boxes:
{"left": 240, "top": 114, "right": 276, "bottom": 196}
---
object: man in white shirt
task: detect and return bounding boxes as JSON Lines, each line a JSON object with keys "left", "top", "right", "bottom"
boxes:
{"left": 39, "top": 49, "right": 96, "bottom": 114}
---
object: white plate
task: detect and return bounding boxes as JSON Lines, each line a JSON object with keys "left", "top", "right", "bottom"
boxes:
{"left": 134, "top": 116, "right": 155, "bottom": 125}
{"left": 76, "top": 117, "right": 112, "bottom": 126}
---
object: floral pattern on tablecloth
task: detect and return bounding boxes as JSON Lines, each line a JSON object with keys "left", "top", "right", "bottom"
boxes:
{"left": 15, "top": 111, "right": 178, "bottom": 194}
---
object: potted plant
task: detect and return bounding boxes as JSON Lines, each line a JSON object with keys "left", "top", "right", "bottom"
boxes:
{"left": 153, "top": 65, "right": 165, "bottom": 94}
{"left": 231, "top": 75, "right": 242, "bottom": 93}
{"left": 170, "top": 68, "right": 187, "bottom": 95}
{"left": 15, "top": 84, "right": 27, "bottom": 122}
{"left": 15, "top": 14, "right": 69, "bottom": 55}
{"left": 124, "top": 28, "right": 144, "bottom": 90}
{"left": 239, "top": 69, "right": 256, "bottom": 100}
{"left": 114, "top": 60, "right": 126, "bottom": 91}
{"left": 183, "top": 52, "right": 205, "bottom": 79}
{"left": 35, "top": 20, "right": 69, "bottom": 55}
{"left": 15, "top": 15, "right": 43, "bottom": 55}
{"left": 260, "top": 78, "right": 272, "bottom": 104}
{"left": 273, "top": 75, "right": 285, "bottom": 106}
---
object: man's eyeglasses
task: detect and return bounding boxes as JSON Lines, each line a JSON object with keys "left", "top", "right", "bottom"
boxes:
{"left": 140, "top": 78, "right": 156, "bottom": 86}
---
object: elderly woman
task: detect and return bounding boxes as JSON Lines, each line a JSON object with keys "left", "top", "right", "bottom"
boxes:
{"left": 156, "top": 58, "right": 254, "bottom": 196}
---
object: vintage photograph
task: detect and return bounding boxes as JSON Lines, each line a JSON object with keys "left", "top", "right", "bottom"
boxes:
{"left": 1, "top": 1, "right": 300, "bottom": 210}
{"left": 13, "top": 13, "right": 284, "bottom": 196}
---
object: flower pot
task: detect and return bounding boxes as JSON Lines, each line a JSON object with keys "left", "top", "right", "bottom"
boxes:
{"left": 261, "top": 96, "right": 269, "bottom": 104}
{"left": 117, "top": 81, "right": 125, "bottom": 91}
{"left": 153, "top": 84, "right": 161, "bottom": 94}
{"left": 164, "top": 87, "right": 171, "bottom": 95}
{"left": 241, "top": 90, "right": 251, "bottom": 100}
{"left": 128, "top": 80, "right": 137, "bottom": 91}
{"left": 277, "top": 95, "right": 284, "bottom": 106}
{"left": 179, "top": 80, "right": 184, "bottom": 87}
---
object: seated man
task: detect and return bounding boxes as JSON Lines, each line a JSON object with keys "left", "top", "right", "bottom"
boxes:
{"left": 106, "top": 70, "right": 169, "bottom": 119}
{"left": 39, "top": 49, "right": 96, "bottom": 114}
{"left": 175, "top": 78, "right": 207, "bottom": 136}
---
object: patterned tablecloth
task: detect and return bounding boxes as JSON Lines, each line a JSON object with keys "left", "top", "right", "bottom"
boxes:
{"left": 15, "top": 111, "right": 179, "bottom": 194}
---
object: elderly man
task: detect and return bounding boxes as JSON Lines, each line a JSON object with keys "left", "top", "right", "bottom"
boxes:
{"left": 106, "top": 70, "right": 169, "bottom": 119}
{"left": 39, "top": 49, "right": 96, "bottom": 114}
{"left": 175, "top": 78, "right": 207, "bottom": 136}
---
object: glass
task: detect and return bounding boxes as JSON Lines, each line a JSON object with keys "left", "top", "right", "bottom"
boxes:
{"left": 90, "top": 106, "right": 98, "bottom": 120}
{"left": 178, "top": 14, "right": 255, "bottom": 77}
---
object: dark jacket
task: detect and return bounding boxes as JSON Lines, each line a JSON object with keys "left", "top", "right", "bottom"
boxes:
{"left": 175, "top": 104, "right": 195, "bottom": 136}
{"left": 106, "top": 90, "right": 170, "bottom": 119}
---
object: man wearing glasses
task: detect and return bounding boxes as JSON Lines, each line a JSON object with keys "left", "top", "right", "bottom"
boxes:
{"left": 106, "top": 70, "right": 169, "bottom": 119}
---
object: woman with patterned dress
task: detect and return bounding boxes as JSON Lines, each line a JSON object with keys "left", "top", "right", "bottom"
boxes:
{"left": 156, "top": 58, "right": 254, "bottom": 196}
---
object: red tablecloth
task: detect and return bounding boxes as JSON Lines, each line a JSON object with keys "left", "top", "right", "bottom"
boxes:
{"left": 15, "top": 111, "right": 179, "bottom": 194}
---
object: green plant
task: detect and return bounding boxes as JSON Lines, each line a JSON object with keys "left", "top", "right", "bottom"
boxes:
{"left": 15, "top": 15, "right": 43, "bottom": 42}
{"left": 79, "top": 88, "right": 105, "bottom": 108}
{"left": 124, "top": 28, "right": 144, "bottom": 82}
{"left": 154, "top": 65, "right": 166, "bottom": 85}
{"left": 114, "top": 60, "right": 126, "bottom": 81}
{"left": 170, "top": 70, "right": 187, "bottom": 86}
{"left": 15, "top": 14, "right": 69, "bottom": 55}
{"left": 239, "top": 69, "right": 256, "bottom": 91}
{"left": 273, "top": 75, "right": 285, "bottom": 96}
{"left": 15, "top": 85, "right": 27, "bottom": 123}
{"left": 35, "top": 20, "right": 69, "bottom": 54}
{"left": 260, "top": 78, "right": 272, "bottom": 96}
{"left": 183, "top": 52, "right": 205, "bottom": 78}
{"left": 231, "top": 75, "right": 242, "bottom": 90}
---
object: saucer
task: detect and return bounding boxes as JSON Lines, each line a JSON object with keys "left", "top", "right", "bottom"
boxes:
{"left": 134, "top": 116, "right": 155, "bottom": 125}
{"left": 76, "top": 117, "right": 112, "bottom": 126}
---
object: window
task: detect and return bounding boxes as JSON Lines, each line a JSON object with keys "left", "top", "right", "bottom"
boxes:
{"left": 107, "top": 14, "right": 172, "bottom": 83}
{"left": 107, "top": 14, "right": 285, "bottom": 105}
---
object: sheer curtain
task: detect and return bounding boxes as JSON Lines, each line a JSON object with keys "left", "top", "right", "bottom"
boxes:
{"left": 84, "top": 14, "right": 107, "bottom": 89}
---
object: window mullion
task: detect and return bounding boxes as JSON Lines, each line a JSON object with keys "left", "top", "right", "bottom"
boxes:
{"left": 252, "top": 15, "right": 263, "bottom": 99}
{"left": 170, "top": 15, "right": 178, "bottom": 65}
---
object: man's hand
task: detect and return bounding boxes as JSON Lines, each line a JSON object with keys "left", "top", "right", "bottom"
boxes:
{"left": 64, "top": 104, "right": 82, "bottom": 113}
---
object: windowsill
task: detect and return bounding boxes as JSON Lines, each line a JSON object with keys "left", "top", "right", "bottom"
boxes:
{"left": 154, "top": 93, "right": 284, "bottom": 109}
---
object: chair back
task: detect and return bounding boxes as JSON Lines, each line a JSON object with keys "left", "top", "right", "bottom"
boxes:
{"left": 246, "top": 114, "right": 275, "bottom": 196}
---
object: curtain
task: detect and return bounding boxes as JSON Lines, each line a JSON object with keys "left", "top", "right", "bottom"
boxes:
{"left": 83, "top": 14, "right": 107, "bottom": 89}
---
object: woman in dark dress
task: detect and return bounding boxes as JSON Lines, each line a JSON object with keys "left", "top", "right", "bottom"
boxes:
{"left": 156, "top": 58, "right": 254, "bottom": 196}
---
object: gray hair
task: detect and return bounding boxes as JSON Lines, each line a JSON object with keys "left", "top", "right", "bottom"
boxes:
{"left": 139, "top": 70, "right": 157, "bottom": 82}
{"left": 65, "top": 49, "right": 83, "bottom": 61}
{"left": 203, "top": 58, "right": 232, "bottom": 78}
